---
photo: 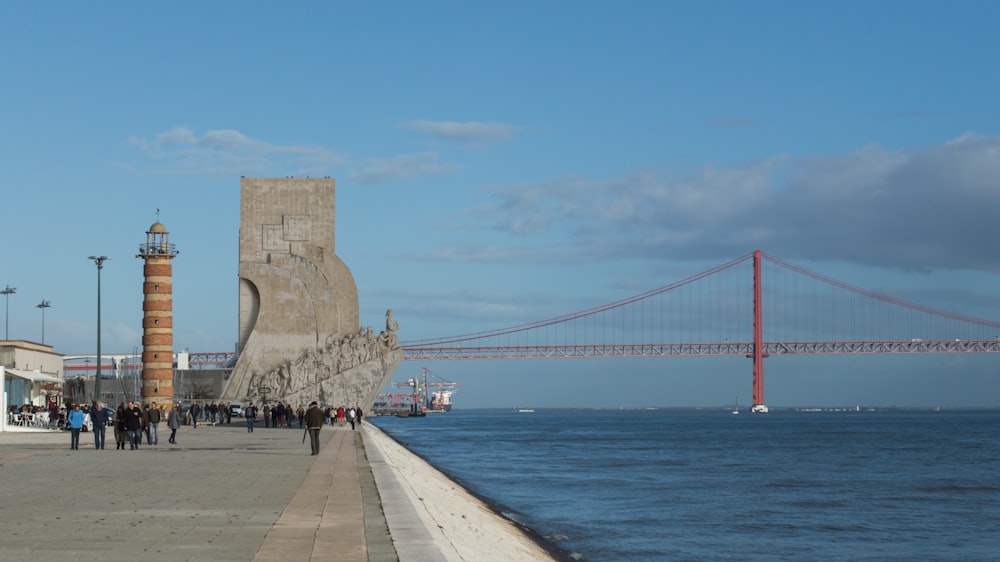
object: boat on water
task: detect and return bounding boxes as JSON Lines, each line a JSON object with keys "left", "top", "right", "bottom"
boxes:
{"left": 387, "top": 367, "right": 461, "bottom": 414}
{"left": 518, "top": 409, "right": 535, "bottom": 413}
{"left": 732, "top": 396, "right": 740, "bottom": 415}
{"left": 428, "top": 388, "right": 455, "bottom": 412}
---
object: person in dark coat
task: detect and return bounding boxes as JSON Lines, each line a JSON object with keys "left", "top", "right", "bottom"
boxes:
{"left": 305, "top": 402, "right": 325, "bottom": 455}
{"left": 189, "top": 401, "right": 201, "bottom": 429}
{"left": 148, "top": 402, "right": 161, "bottom": 445}
{"left": 141, "top": 404, "right": 152, "bottom": 444}
{"left": 114, "top": 403, "right": 128, "bottom": 450}
{"left": 90, "top": 400, "right": 108, "bottom": 450}
{"left": 126, "top": 401, "right": 143, "bottom": 450}
{"left": 166, "top": 402, "right": 181, "bottom": 444}
{"left": 245, "top": 402, "right": 258, "bottom": 433}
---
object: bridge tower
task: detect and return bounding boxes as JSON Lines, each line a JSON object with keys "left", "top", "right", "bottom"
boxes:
{"left": 136, "top": 220, "right": 179, "bottom": 405}
{"left": 750, "top": 249, "right": 769, "bottom": 413}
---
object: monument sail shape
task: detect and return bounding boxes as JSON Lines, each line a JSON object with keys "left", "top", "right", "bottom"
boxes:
{"left": 220, "top": 178, "right": 403, "bottom": 408}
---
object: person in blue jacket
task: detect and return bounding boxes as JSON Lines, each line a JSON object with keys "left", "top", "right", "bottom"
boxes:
{"left": 67, "top": 403, "right": 85, "bottom": 450}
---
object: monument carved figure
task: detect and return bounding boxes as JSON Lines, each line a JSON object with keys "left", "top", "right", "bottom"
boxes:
{"left": 220, "top": 178, "right": 403, "bottom": 408}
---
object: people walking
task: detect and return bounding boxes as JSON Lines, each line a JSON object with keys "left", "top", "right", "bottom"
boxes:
{"left": 305, "top": 401, "right": 325, "bottom": 455}
{"left": 245, "top": 402, "right": 258, "bottom": 432}
{"left": 67, "top": 403, "right": 85, "bottom": 450}
{"left": 190, "top": 401, "right": 201, "bottom": 429}
{"left": 90, "top": 400, "right": 108, "bottom": 450}
{"left": 263, "top": 403, "right": 271, "bottom": 428}
{"left": 126, "top": 401, "right": 143, "bottom": 450}
{"left": 148, "top": 402, "right": 161, "bottom": 445}
{"left": 141, "top": 403, "right": 152, "bottom": 444}
{"left": 348, "top": 407, "right": 356, "bottom": 430}
{"left": 167, "top": 402, "right": 181, "bottom": 444}
{"left": 114, "top": 403, "right": 128, "bottom": 450}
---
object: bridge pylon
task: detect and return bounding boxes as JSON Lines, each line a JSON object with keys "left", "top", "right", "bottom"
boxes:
{"left": 749, "top": 249, "right": 769, "bottom": 413}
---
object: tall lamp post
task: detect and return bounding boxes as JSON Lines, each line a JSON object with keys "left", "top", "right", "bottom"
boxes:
{"left": 1, "top": 285, "right": 15, "bottom": 340}
{"left": 36, "top": 300, "right": 51, "bottom": 343}
{"left": 88, "top": 256, "right": 110, "bottom": 401}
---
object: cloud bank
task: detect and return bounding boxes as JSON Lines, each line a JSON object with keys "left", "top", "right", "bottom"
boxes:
{"left": 127, "top": 127, "right": 344, "bottom": 176}
{"left": 401, "top": 120, "right": 524, "bottom": 143}
{"left": 471, "top": 133, "right": 1000, "bottom": 273}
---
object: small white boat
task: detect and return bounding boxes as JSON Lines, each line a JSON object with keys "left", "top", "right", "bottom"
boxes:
{"left": 731, "top": 396, "right": 739, "bottom": 415}
{"left": 518, "top": 409, "right": 535, "bottom": 413}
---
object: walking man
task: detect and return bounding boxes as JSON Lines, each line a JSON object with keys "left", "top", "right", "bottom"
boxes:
{"left": 67, "top": 403, "right": 85, "bottom": 450}
{"left": 126, "top": 401, "right": 143, "bottom": 450}
{"left": 167, "top": 402, "right": 181, "bottom": 444}
{"left": 190, "top": 401, "right": 201, "bottom": 429}
{"left": 305, "top": 401, "right": 325, "bottom": 455}
{"left": 245, "top": 402, "right": 258, "bottom": 432}
{"left": 90, "top": 400, "right": 108, "bottom": 450}
{"left": 148, "top": 402, "right": 160, "bottom": 445}
{"left": 142, "top": 403, "right": 152, "bottom": 444}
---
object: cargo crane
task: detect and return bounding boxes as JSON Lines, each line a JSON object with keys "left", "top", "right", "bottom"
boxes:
{"left": 392, "top": 367, "right": 461, "bottom": 412}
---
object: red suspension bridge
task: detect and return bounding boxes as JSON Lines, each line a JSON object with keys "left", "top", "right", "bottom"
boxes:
{"left": 398, "top": 250, "right": 1000, "bottom": 412}
{"left": 67, "top": 250, "right": 1000, "bottom": 412}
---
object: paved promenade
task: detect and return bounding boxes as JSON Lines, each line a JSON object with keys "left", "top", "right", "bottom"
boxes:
{"left": 0, "top": 420, "right": 442, "bottom": 562}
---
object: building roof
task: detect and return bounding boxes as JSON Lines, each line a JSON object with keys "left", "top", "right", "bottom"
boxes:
{"left": 3, "top": 368, "right": 62, "bottom": 383}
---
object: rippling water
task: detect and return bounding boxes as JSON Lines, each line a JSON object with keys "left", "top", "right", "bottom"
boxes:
{"left": 369, "top": 408, "right": 1000, "bottom": 561}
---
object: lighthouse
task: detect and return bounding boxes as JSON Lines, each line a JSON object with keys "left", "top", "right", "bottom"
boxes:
{"left": 136, "top": 220, "right": 179, "bottom": 404}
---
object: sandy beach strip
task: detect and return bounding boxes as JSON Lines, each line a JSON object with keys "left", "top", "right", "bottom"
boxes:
{"left": 362, "top": 421, "right": 561, "bottom": 562}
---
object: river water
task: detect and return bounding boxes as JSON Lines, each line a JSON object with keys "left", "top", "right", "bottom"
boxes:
{"left": 369, "top": 408, "right": 1000, "bottom": 561}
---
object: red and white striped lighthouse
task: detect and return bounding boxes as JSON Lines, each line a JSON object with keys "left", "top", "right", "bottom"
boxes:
{"left": 136, "top": 220, "right": 179, "bottom": 404}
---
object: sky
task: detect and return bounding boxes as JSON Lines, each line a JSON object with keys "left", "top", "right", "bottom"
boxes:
{"left": 3, "top": 1, "right": 1000, "bottom": 408}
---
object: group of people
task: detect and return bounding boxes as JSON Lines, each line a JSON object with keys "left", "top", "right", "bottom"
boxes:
{"left": 107, "top": 401, "right": 182, "bottom": 449}
{"left": 301, "top": 402, "right": 363, "bottom": 455}
{"left": 237, "top": 402, "right": 364, "bottom": 433}
{"left": 61, "top": 397, "right": 365, "bottom": 454}
{"left": 64, "top": 400, "right": 184, "bottom": 450}
{"left": 184, "top": 400, "right": 235, "bottom": 427}
{"left": 327, "top": 406, "right": 363, "bottom": 430}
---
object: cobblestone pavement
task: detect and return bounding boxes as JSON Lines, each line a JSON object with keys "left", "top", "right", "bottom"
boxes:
{"left": 0, "top": 421, "right": 403, "bottom": 561}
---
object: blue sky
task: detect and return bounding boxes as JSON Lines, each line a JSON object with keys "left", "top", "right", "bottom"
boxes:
{"left": 3, "top": 1, "right": 1000, "bottom": 408}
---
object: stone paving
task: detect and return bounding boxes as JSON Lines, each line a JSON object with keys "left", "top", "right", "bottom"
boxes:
{"left": 0, "top": 420, "right": 420, "bottom": 561}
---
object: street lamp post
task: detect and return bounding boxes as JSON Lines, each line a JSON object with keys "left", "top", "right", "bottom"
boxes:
{"left": 36, "top": 300, "right": 51, "bottom": 343}
{"left": 88, "top": 256, "right": 110, "bottom": 401}
{"left": 1, "top": 285, "right": 15, "bottom": 340}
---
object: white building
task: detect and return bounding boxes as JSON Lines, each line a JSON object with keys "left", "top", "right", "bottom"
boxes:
{"left": 2, "top": 340, "right": 64, "bottom": 431}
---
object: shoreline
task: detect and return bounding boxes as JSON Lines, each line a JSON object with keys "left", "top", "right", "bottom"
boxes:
{"left": 362, "top": 421, "right": 573, "bottom": 561}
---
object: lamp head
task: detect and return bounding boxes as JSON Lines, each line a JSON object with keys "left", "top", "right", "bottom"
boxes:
{"left": 88, "top": 256, "right": 111, "bottom": 269}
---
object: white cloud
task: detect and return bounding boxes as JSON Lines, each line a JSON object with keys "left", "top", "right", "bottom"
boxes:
{"left": 348, "top": 152, "right": 457, "bottom": 183}
{"left": 128, "top": 127, "right": 345, "bottom": 176}
{"left": 401, "top": 120, "right": 524, "bottom": 143}
{"left": 156, "top": 127, "right": 198, "bottom": 146}
{"left": 452, "top": 133, "right": 1000, "bottom": 273}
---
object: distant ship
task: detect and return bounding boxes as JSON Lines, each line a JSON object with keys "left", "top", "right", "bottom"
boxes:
{"left": 393, "top": 367, "right": 460, "bottom": 413}
{"left": 429, "top": 388, "right": 455, "bottom": 412}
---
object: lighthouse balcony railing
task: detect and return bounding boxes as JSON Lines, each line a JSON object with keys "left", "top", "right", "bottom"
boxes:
{"left": 138, "top": 243, "right": 177, "bottom": 255}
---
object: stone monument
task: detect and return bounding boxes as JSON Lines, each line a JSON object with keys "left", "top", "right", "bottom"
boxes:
{"left": 220, "top": 177, "right": 403, "bottom": 408}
